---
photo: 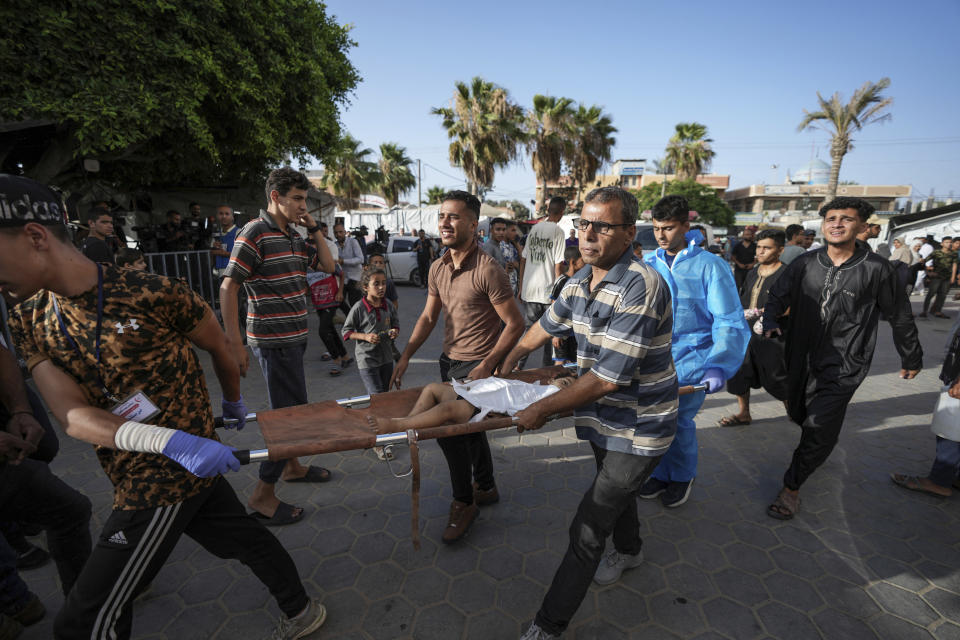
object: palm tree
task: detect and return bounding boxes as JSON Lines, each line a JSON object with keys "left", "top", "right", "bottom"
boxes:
{"left": 568, "top": 104, "right": 617, "bottom": 201}
{"left": 320, "top": 134, "right": 380, "bottom": 210}
{"left": 377, "top": 142, "right": 416, "bottom": 207}
{"left": 424, "top": 185, "right": 446, "bottom": 204}
{"left": 527, "top": 95, "right": 575, "bottom": 213}
{"left": 797, "top": 78, "right": 893, "bottom": 199}
{"left": 431, "top": 77, "right": 526, "bottom": 197}
{"left": 650, "top": 156, "right": 674, "bottom": 175}
{"left": 664, "top": 122, "right": 715, "bottom": 182}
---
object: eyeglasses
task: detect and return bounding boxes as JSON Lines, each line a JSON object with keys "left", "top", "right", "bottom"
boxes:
{"left": 574, "top": 218, "right": 634, "bottom": 236}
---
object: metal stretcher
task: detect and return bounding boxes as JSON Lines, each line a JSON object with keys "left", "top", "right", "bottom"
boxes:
{"left": 217, "top": 366, "right": 706, "bottom": 547}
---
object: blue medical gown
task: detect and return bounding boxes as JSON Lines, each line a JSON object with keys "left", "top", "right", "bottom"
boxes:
{"left": 644, "top": 240, "right": 750, "bottom": 483}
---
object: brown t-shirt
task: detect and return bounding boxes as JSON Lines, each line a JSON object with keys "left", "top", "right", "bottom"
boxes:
{"left": 428, "top": 244, "right": 514, "bottom": 361}
{"left": 9, "top": 264, "right": 217, "bottom": 510}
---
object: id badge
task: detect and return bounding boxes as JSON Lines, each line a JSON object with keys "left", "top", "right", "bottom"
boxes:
{"left": 110, "top": 390, "right": 161, "bottom": 422}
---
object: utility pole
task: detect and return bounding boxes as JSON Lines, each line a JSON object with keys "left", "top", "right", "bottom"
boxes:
{"left": 417, "top": 159, "right": 422, "bottom": 210}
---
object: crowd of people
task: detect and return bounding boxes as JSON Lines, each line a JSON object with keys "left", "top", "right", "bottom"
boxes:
{"left": 0, "top": 167, "right": 955, "bottom": 639}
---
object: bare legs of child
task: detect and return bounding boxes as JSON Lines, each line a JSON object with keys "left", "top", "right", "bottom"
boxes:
{"left": 366, "top": 382, "right": 477, "bottom": 431}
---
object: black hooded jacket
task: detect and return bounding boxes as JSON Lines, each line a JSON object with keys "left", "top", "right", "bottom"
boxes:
{"left": 762, "top": 241, "right": 922, "bottom": 409}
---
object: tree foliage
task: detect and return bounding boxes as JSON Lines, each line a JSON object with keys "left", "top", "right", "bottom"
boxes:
{"left": 424, "top": 185, "right": 446, "bottom": 204}
{"left": 527, "top": 95, "right": 575, "bottom": 211}
{"left": 664, "top": 122, "right": 715, "bottom": 182}
{"left": 0, "top": 0, "right": 359, "bottom": 190}
{"left": 632, "top": 179, "right": 735, "bottom": 227}
{"left": 487, "top": 199, "right": 531, "bottom": 219}
{"left": 320, "top": 134, "right": 379, "bottom": 210}
{"left": 797, "top": 78, "right": 892, "bottom": 199}
{"left": 567, "top": 104, "right": 617, "bottom": 199}
{"left": 431, "top": 77, "right": 526, "bottom": 196}
{"left": 377, "top": 142, "right": 415, "bottom": 206}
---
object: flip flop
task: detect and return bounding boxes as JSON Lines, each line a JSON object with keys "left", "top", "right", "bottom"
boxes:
{"left": 766, "top": 488, "right": 800, "bottom": 520}
{"left": 286, "top": 465, "right": 332, "bottom": 483}
{"left": 933, "top": 312, "right": 950, "bottom": 319}
{"left": 250, "top": 501, "right": 304, "bottom": 526}
{"left": 890, "top": 473, "right": 949, "bottom": 498}
{"left": 328, "top": 367, "right": 341, "bottom": 377}
{"left": 718, "top": 414, "right": 751, "bottom": 427}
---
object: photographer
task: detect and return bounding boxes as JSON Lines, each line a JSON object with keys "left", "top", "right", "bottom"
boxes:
{"left": 159, "top": 210, "right": 190, "bottom": 252}
{"left": 334, "top": 222, "right": 364, "bottom": 309}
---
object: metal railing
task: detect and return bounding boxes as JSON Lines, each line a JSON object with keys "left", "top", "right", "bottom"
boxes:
{"left": 144, "top": 251, "right": 220, "bottom": 310}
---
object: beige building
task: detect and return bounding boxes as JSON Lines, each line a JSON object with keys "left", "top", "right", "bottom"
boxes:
{"left": 724, "top": 183, "right": 912, "bottom": 217}
{"left": 535, "top": 164, "right": 730, "bottom": 208}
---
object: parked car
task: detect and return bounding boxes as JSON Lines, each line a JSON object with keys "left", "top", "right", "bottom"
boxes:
{"left": 375, "top": 235, "right": 436, "bottom": 286}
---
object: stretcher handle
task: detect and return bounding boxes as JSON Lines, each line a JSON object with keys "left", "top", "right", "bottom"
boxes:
{"left": 214, "top": 412, "right": 258, "bottom": 429}
{"left": 679, "top": 383, "right": 708, "bottom": 395}
{"left": 336, "top": 394, "right": 371, "bottom": 407}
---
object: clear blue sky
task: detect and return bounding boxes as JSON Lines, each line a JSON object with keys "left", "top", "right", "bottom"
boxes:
{"left": 318, "top": 0, "right": 959, "bottom": 205}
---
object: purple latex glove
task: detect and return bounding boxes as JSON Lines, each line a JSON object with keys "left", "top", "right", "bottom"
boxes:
{"left": 221, "top": 395, "right": 247, "bottom": 431}
{"left": 700, "top": 368, "right": 725, "bottom": 394}
{"left": 162, "top": 431, "right": 240, "bottom": 478}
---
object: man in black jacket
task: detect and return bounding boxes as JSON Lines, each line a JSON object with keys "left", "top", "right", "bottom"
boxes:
{"left": 761, "top": 197, "right": 922, "bottom": 520}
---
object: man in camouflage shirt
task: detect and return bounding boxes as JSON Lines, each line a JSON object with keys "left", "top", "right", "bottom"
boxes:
{"left": 920, "top": 238, "right": 957, "bottom": 319}
{"left": 0, "top": 175, "right": 327, "bottom": 640}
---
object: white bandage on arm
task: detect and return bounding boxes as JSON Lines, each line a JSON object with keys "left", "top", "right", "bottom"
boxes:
{"left": 114, "top": 421, "right": 177, "bottom": 454}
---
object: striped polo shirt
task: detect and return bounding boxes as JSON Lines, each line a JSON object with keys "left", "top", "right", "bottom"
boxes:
{"left": 540, "top": 247, "right": 678, "bottom": 456}
{"left": 223, "top": 210, "right": 317, "bottom": 348}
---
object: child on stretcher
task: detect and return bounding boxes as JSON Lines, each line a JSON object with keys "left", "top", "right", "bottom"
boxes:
{"left": 366, "top": 373, "right": 576, "bottom": 431}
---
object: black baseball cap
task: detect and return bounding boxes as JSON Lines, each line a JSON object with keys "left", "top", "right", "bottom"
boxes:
{"left": 0, "top": 174, "right": 68, "bottom": 227}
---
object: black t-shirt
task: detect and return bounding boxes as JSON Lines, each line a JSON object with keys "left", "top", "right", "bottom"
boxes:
{"left": 81, "top": 237, "right": 114, "bottom": 263}
{"left": 731, "top": 241, "right": 756, "bottom": 271}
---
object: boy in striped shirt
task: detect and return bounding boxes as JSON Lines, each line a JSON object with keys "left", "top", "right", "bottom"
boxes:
{"left": 220, "top": 168, "right": 336, "bottom": 525}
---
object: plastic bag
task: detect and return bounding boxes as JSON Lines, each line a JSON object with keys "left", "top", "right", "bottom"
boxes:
{"left": 930, "top": 386, "right": 960, "bottom": 442}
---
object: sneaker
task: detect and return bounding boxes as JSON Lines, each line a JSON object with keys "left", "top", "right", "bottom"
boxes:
{"left": 593, "top": 549, "right": 644, "bottom": 585}
{"left": 638, "top": 477, "right": 669, "bottom": 500}
{"left": 520, "top": 622, "right": 560, "bottom": 639}
{"left": 473, "top": 482, "right": 500, "bottom": 506}
{"left": 15, "top": 544, "right": 49, "bottom": 570}
{"left": 5, "top": 593, "right": 44, "bottom": 626}
{"left": 661, "top": 479, "right": 694, "bottom": 508}
{"left": 0, "top": 614, "right": 22, "bottom": 640}
{"left": 441, "top": 500, "right": 478, "bottom": 544}
{"left": 271, "top": 598, "right": 327, "bottom": 640}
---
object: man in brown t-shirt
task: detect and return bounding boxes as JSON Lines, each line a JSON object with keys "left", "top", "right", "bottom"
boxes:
{"left": 391, "top": 190, "right": 524, "bottom": 543}
{"left": 0, "top": 175, "right": 328, "bottom": 640}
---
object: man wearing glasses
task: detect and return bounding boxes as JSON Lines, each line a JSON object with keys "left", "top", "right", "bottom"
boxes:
{"left": 500, "top": 187, "right": 677, "bottom": 639}
{"left": 639, "top": 195, "right": 749, "bottom": 508}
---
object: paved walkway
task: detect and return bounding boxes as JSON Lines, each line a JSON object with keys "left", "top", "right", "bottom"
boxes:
{"left": 20, "top": 286, "right": 960, "bottom": 639}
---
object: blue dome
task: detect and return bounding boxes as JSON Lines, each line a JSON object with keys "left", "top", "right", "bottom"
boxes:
{"left": 793, "top": 159, "right": 830, "bottom": 185}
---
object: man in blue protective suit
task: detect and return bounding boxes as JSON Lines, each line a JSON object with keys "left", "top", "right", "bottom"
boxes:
{"left": 639, "top": 195, "right": 750, "bottom": 507}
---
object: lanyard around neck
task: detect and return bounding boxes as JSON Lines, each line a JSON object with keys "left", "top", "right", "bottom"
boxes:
{"left": 52, "top": 263, "right": 119, "bottom": 403}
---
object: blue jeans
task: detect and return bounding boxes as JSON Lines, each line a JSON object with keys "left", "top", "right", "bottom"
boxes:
{"left": 535, "top": 443, "right": 661, "bottom": 635}
{"left": 251, "top": 343, "right": 308, "bottom": 484}
{"left": 0, "top": 459, "right": 92, "bottom": 596}
{"left": 651, "top": 390, "right": 706, "bottom": 483}
{"left": 358, "top": 362, "right": 393, "bottom": 395}
{"left": 930, "top": 436, "right": 960, "bottom": 488}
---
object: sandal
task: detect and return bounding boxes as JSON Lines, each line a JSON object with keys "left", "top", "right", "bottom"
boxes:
{"left": 933, "top": 312, "right": 950, "bottom": 319}
{"left": 718, "top": 414, "right": 751, "bottom": 427}
{"left": 767, "top": 488, "right": 800, "bottom": 520}
{"left": 249, "top": 501, "right": 304, "bottom": 526}
{"left": 890, "top": 473, "right": 949, "bottom": 498}
{"left": 286, "top": 465, "right": 332, "bottom": 483}
{"left": 328, "top": 367, "right": 341, "bottom": 377}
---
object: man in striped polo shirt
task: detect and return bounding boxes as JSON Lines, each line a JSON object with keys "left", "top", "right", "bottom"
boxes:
{"left": 220, "top": 168, "right": 336, "bottom": 525}
{"left": 501, "top": 187, "right": 678, "bottom": 640}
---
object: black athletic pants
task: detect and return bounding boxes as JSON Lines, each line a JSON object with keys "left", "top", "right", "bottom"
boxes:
{"left": 437, "top": 354, "right": 496, "bottom": 504}
{"left": 316, "top": 308, "right": 347, "bottom": 359}
{"left": 54, "top": 477, "right": 307, "bottom": 640}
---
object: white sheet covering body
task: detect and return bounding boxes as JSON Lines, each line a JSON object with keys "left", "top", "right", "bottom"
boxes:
{"left": 450, "top": 377, "right": 561, "bottom": 423}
